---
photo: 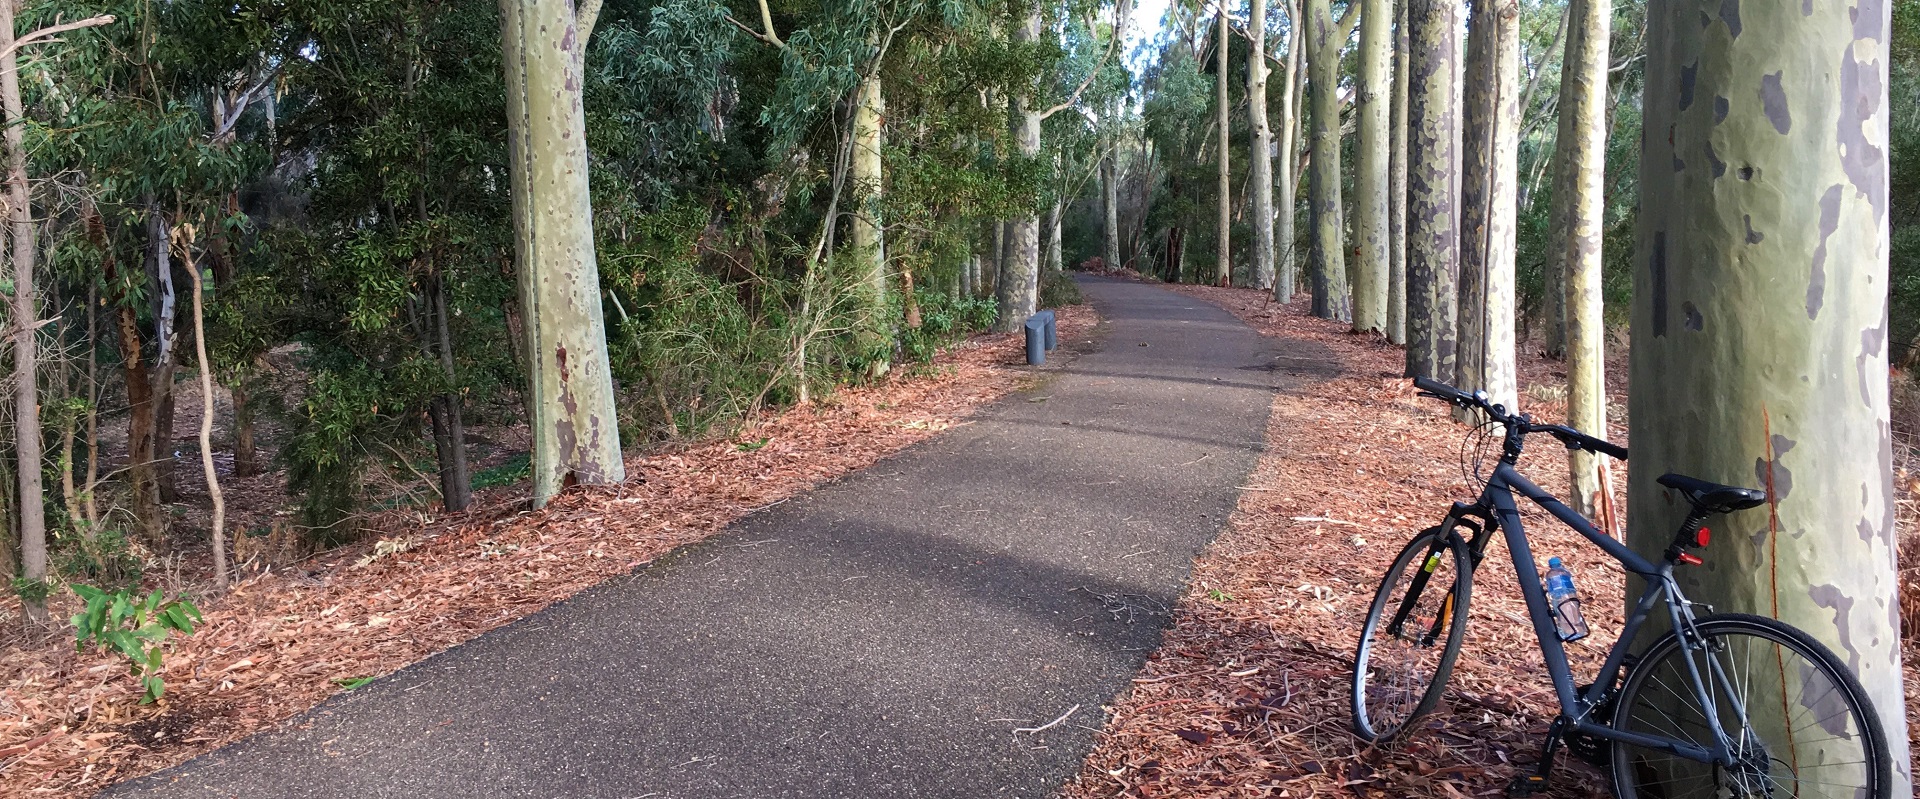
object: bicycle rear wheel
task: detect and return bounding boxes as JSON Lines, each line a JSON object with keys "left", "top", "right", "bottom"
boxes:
{"left": 1610, "top": 613, "right": 1891, "bottom": 799}
{"left": 1351, "top": 526, "right": 1472, "bottom": 743}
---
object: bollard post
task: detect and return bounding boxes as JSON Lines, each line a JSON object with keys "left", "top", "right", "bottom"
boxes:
{"left": 1024, "top": 315, "right": 1046, "bottom": 365}
{"left": 1039, "top": 309, "right": 1057, "bottom": 351}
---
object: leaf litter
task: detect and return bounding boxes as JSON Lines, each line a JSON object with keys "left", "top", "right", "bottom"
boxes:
{"left": 1063, "top": 284, "right": 1920, "bottom": 799}
{"left": 0, "top": 305, "right": 1096, "bottom": 798}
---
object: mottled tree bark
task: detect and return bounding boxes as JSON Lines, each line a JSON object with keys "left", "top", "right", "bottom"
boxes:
{"left": 1, "top": 0, "right": 46, "bottom": 622}
{"left": 1352, "top": 0, "right": 1393, "bottom": 334}
{"left": 1629, "top": 2, "right": 1911, "bottom": 791}
{"left": 499, "top": 0, "right": 625, "bottom": 506}
{"left": 1541, "top": 6, "right": 1579, "bottom": 361}
{"left": 1305, "top": 0, "right": 1361, "bottom": 321}
{"left": 1455, "top": 0, "right": 1519, "bottom": 413}
{"left": 852, "top": 73, "right": 887, "bottom": 310}
{"left": 1249, "top": 0, "right": 1276, "bottom": 291}
{"left": 1274, "top": 0, "right": 1304, "bottom": 301}
{"left": 1102, "top": 146, "right": 1121, "bottom": 269}
{"left": 1560, "top": 0, "right": 1609, "bottom": 519}
{"left": 1386, "top": 0, "right": 1410, "bottom": 344}
{"left": 1404, "top": 0, "right": 1458, "bottom": 381}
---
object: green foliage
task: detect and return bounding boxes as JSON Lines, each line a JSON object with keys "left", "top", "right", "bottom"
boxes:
{"left": 69, "top": 585, "right": 202, "bottom": 704}
{"left": 54, "top": 528, "right": 145, "bottom": 587}
{"left": 472, "top": 453, "right": 534, "bottom": 492}
{"left": 901, "top": 291, "right": 998, "bottom": 364}
{"left": 1040, "top": 267, "right": 1084, "bottom": 307}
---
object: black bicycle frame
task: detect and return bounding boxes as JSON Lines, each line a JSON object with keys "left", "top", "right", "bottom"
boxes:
{"left": 1429, "top": 460, "right": 1734, "bottom": 766}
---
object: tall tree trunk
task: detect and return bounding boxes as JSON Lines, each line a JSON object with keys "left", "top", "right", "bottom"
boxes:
{"left": 1046, "top": 196, "right": 1063, "bottom": 275}
{"left": 851, "top": 72, "right": 888, "bottom": 317}
{"left": 1248, "top": 0, "right": 1275, "bottom": 292}
{"left": 1214, "top": 9, "right": 1232, "bottom": 287}
{"left": 998, "top": 6, "right": 1045, "bottom": 335}
{"left": 432, "top": 275, "right": 472, "bottom": 511}
{"left": 1404, "top": 0, "right": 1459, "bottom": 381}
{"left": 149, "top": 210, "right": 180, "bottom": 506}
{"left": 1629, "top": 2, "right": 1910, "bottom": 790}
{"left": 499, "top": 0, "right": 625, "bottom": 507}
{"left": 1352, "top": 0, "right": 1392, "bottom": 333}
{"left": 1561, "top": 0, "right": 1609, "bottom": 519}
{"left": 115, "top": 304, "right": 162, "bottom": 543}
{"left": 176, "top": 225, "right": 228, "bottom": 590}
{"left": 1274, "top": 0, "right": 1303, "bottom": 301}
{"left": 1305, "top": 0, "right": 1356, "bottom": 321}
{"left": 231, "top": 382, "right": 255, "bottom": 477}
{"left": 1102, "top": 142, "right": 1121, "bottom": 269}
{"left": 1541, "top": 6, "right": 1579, "bottom": 361}
{"left": 1386, "top": 0, "right": 1409, "bottom": 344}
{"left": 1, "top": 0, "right": 44, "bottom": 623}
{"left": 1455, "top": 0, "right": 1519, "bottom": 413}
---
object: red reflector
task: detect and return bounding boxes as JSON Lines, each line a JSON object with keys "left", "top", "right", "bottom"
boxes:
{"left": 1678, "top": 552, "right": 1703, "bottom": 566}
{"left": 1698, "top": 527, "right": 1711, "bottom": 547}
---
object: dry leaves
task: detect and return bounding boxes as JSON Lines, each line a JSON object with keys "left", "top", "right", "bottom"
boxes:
{"left": 0, "top": 304, "right": 1095, "bottom": 799}
{"left": 1064, "top": 285, "right": 1920, "bottom": 799}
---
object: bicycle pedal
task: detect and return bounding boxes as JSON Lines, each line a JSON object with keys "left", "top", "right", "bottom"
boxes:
{"left": 1505, "top": 774, "right": 1550, "bottom": 797}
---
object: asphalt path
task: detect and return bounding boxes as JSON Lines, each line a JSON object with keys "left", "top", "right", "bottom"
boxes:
{"left": 108, "top": 276, "right": 1294, "bottom": 799}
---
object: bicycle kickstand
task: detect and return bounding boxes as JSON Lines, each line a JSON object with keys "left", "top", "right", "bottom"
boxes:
{"left": 1506, "top": 717, "right": 1567, "bottom": 798}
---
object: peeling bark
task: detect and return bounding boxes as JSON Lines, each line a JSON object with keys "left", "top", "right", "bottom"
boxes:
{"left": 1456, "top": 0, "right": 1519, "bottom": 413}
{"left": 499, "top": 0, "right": 626, "bottom": 506}
{"left": 1628, "top": 1, "right": 1911, "bottom": 790}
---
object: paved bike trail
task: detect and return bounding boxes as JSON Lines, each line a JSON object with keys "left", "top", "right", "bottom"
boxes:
{"left": 107, "top": 276, "right": 1293, "bottom": 799}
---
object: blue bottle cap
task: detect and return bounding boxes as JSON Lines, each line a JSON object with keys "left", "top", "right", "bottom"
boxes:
{"left": 1548, "top": 557, "right": 1563, "bottom": 569}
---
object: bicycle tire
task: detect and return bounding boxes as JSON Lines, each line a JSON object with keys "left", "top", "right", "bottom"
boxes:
{"left": 1609, "top": 613, "right": 1892, "bottom": 799}
{"left": 1351, "top": 526, "right": 1472, "bottom": 743}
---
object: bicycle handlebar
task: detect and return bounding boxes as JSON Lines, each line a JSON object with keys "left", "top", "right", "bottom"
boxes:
{"left": 1411, "top": 377, "right": 1628, "bottom": 460}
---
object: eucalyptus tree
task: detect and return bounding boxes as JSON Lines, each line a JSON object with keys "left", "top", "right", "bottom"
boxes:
{"left": 1385, "top": 0, "right": 1407, "bottom": 343}
{"left": 1246, "top": 0, "right": 1276, "bottom": 291}
{"left": 499, "top": 0, "right": 625, "bottom": 506}
{"left": 1628, "top": 2, "right": 1911, "bottom": 790}
{"left": 1273, "top": 0, "right": 1302, "bottom": 300}
{"left": 997, "top": 0, "right": 1124, "bottom": 331}
{"left": 1350, "top": 0, "right": 1391, "bottom": 333}
{"left": 1454, "top": 0, "right": 1518, "bottom": 413}
{"left": 1403, "top": 0, "right": 1458, "bottom": 380}
{"left": 1555, "top": 0, "right": 1610, "bottom": 518}
{"left": 1302, "top": 0, "right": 1359, "bottom": 321}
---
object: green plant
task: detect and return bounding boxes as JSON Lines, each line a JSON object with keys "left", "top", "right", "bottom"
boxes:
{"left": 70, "top": 585, "right": 203, "bottom": 704}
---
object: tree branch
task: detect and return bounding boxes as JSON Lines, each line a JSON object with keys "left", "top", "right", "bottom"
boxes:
{"left": 0, "top": 14, "right": 115, "bottom": 64}
{"left": 1039, "top": 0, "right": 1130, "bottom": 122}
{"left": 1335, "top": 0, "right": 1362, "bottom": 42}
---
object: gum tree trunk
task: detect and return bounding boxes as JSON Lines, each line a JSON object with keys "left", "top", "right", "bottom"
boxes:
{"left": 1305, "top": 0, "right": 1358, "bottom": 321}
{"left": 1386, "top": 0, "right": 1409, "bottom": 345}
{"left": 1561, "top": 0, "right": 1609, "bottom": 518}
{"left": 1214, "top": 10, "right": 1231, "bottom": 287}
{"left": 1352, "top": 0, "right": 1392, "bottom": 334}
{"left": 1541, "top": 5, "right": 1578, "bottom": 361}
{"left": 995, "top": 8, "right": 1044, "bottom": 333}
{"left": 1102, "top": 145, "right": 1121, "bottom": 269}
{"left": 1629, "top": 2, "right": 1911, "bottom": 792}
{"left": 1248, "top": 0, "right": 1275, "bottom": 291}
{"left": 1, "top": 0, "right": 46, "bottom": 623}
{"left": 499, "top": 0, "right": 625, "bottom": 507}
{"left": 1274, "top": 0, "right": 1303, "bottom": 301}
{"left": 852, "top": 73, "right": 887, "bottom": 310}
{"left": 1404, "top": 0, "right": 1458, "bottom": 381}
{"left": 1455, "top": 0, "right": 1519, "bottom": 412}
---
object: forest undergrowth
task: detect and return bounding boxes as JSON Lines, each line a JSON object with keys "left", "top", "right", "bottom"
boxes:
{"left": 1064, "top": 284, "right": 1920, "bottom": 798}
{"left": 0, "top": 304, "right": 1096, "bottom": 799}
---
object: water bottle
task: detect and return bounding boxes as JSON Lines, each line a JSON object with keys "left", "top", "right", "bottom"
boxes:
{"left": 1543, "top": 557, "right": 1590, "bottom": 642}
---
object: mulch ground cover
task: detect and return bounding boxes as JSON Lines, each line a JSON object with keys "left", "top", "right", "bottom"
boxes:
{"left": 1063, "top": 284, "right": 1920, "bottom": 799}
{"left": 0, "top": 305, "right": 1095, "bottom": 799}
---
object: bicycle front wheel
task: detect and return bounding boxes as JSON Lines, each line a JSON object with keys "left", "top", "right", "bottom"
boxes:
{"left": 1610, "top": 613, "right": 1892, "bottom": 799}
{"left": 1351, "top": 526, "right": 1472, "bottom": 743}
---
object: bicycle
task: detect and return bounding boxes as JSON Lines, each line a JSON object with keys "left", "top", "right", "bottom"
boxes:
{"left": 1349, "top": 377, "right": 1892, "bottom": 798}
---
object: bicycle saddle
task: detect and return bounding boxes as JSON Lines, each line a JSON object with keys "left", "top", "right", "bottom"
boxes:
{"left": 1656, "top": 473, "right": 1768, "bottom": 514}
